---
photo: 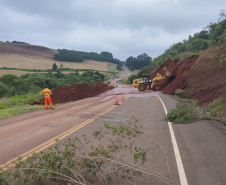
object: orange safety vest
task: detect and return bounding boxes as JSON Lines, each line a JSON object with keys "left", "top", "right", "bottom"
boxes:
{"left": 41, "top": 88, "right": 52, "bottom": 97}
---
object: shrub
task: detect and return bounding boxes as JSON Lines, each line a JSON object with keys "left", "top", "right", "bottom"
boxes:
{"left": 0, "top": 82, "right": 9, "bottom": 98}
{"left": 165, "top": 103, "right": 198, "bottom": 124}
{"left": 0, "top": 74, "right": 18, "bottom": 86}
{"left": 175, "top": 89, "right": 184, "bottom": 95}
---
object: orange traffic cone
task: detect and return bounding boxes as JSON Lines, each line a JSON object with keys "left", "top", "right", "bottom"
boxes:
{"left": 115, "top": 96, "right": 119, "bottom": 105}
{"left": 122, "top": 95, "right": 124, "bottom": 102}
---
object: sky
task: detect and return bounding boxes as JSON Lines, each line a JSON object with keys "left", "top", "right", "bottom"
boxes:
{"left": 0, "top": 0, "right": 225, "bottom": 61}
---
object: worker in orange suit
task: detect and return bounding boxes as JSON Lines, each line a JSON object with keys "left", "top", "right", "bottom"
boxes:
{"left": 41, "top": 87, "right": 53, "bottom": 110}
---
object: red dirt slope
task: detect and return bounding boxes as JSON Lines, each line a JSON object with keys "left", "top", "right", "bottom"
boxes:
{"left": 32, "top": 82, "right": 113, "bottom": 105}
{"left": 152, "top": 45, "right": 226, "bottom": 105}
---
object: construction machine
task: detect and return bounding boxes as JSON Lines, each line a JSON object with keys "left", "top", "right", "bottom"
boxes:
{"left": 132, "top": 71, "right": 170, "bottom": 91}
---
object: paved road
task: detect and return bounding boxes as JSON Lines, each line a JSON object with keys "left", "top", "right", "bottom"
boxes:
{"left": 1, "top": 85, "right": 226, "bottom": 185}
{"left": 108, "top": 64, "right": 132, "bottom": 85}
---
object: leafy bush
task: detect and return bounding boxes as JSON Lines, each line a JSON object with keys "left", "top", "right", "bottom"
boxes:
{"left": 0, "top": 74, "right": 18, "bottom": 87}
{"left": 165, "top": 103, "right": 198, "bottom": 124}
{"left": 0, "top": 82, "right": 9, "bottom": 98}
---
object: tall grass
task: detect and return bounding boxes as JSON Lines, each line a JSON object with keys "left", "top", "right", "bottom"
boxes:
{"left": 0, "top": 92, "right": 43, "bottom": 107}
{"left": 0, "top": 92, "right": 44, "bottom": 118}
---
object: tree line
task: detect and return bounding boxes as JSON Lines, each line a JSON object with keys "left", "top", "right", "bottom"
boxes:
{"left": 53, "top": 50, "right": 123, "bottom": 70}
{"left": 125, "top": 53, "right": 152, "bottom": 70}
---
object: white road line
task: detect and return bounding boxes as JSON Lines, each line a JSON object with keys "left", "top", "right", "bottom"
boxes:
{"left": 156, "top": 94, "right": 188, "bottom": 185}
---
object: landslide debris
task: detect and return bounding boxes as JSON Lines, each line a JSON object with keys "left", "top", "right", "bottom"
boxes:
{"left": 32, "top": 82, "right": 113, "bottom": 105}
{"left": 152, "top": 45, "right": 226, "bottom": 108}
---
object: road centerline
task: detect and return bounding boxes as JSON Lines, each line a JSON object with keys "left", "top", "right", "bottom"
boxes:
{"left": 0, "top": 96, "right": 130, "bottom": 170}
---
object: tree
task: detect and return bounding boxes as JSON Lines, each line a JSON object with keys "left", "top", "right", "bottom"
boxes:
{"left": 52, "top": 63, "right": 58, "bottom": 71}
{"left": 59, "top": 63, "right": 63, "bottom": 69}
{"left": 126, "top": 54, "right": 152, "bottom": 70}
{"left": 100, "top": 51, "right": 113, "bottom": 59}
{"left": 218, "top": 9, "right": 226, "bottom": 22}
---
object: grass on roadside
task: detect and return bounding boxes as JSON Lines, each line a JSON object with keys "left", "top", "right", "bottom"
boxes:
{"left": 207, "top": 94, "right": 226, "bottom": 117}
{"left": 0, "top": 105, "right": 44, "bottom": 118}
{"left": 0, "top": 92, "right": 44, "bottom": 118}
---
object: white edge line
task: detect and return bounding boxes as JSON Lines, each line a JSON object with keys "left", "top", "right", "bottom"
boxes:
{"left": 156, "top": 94, "right": 188, "bottom": 185}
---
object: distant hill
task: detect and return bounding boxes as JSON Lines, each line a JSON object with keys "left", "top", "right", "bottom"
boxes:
{"left": 0, "top": 43, "right": 114, "bottom": 71}
{"left": 0, "top": 42, "right": 57, "bottom": 59}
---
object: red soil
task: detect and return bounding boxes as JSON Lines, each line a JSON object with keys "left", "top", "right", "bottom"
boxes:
{"left": 32, "top": 82, "right": 113, "bottom": 105}
{"left": 152, "top": 45, "right": 226, "bottom": 105}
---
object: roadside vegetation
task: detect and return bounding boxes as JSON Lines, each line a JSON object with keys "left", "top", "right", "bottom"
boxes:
{"left": 166, "top": 93, "right": 226, "bottom": 124}
{"left": 0, "top": 72, "right": 104, "bottom": 98}
{"left": 0, "top": 93, "right": 44, "bottom": 118}
{"left": 165, "top": 103, "right": 199, "bottom": 124}
{"left": 0, "top": 69, "right": 107, "bottom": 118}
{"left": 206, "top": 95, "right": 226, "bottom": 119}
{"left": 0, "top": 118, "right": 173, "bottom": 185}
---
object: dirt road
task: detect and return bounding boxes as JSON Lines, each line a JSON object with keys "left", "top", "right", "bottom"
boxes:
{"left": 1, "top": 85, "right": 226, "bottom": 185}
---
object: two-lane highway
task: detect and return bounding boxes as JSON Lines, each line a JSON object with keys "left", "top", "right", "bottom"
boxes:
{"left": 1, "top": 85, "right": 226, "bottom": 185}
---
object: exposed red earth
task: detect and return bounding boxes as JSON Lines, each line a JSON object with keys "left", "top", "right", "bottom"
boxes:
{"left": 32, "top": 82, "right": 114, "bottom": 105}
{"left": 151, "top": 45, "right": 226, "bottom": 106}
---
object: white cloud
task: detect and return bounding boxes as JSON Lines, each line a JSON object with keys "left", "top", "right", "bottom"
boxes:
{"left": 0, "top": 0, "right": 225, "bottom": 60}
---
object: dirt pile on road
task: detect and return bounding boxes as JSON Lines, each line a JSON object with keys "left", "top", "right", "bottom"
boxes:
{"left": 152, "top": 45, "right": 226, "bottom": 105}
{"left": 32, "top": 82, "right": 113, "bottom": 105}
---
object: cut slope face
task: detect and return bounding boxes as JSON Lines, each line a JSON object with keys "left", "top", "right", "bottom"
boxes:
{"left": 184, "top": 46, "right": 226, "bottom": 105}
{"left": 152, "top": 45, "right": 226, "bottom": 105}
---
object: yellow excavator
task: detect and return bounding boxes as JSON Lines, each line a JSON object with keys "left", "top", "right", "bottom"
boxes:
{"left": 132, "top": 71, "right": 170, "bottom": 91}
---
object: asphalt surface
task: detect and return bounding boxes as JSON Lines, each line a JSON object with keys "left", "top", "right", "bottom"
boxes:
{"left": 107, "top": 64, "right": 132, "bottom": 85}
{"left": 1, "top": 74, "right": 226, "bottom": 184}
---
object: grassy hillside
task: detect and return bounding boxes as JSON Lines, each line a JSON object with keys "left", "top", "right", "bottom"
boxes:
{"left": 0, "top": 43, "right": 114, "bottom": 71}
